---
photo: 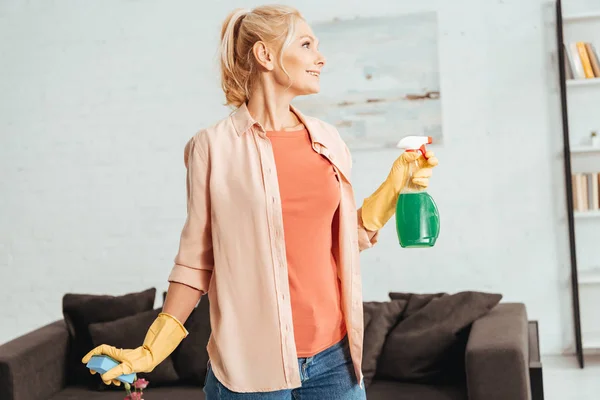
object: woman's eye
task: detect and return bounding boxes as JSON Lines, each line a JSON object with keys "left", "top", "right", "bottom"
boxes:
{"left": 302, "top": 41, "right": 310, "bottom": 48}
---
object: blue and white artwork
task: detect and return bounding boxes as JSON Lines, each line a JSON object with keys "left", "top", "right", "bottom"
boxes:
{"left": 293, "top": 12, "right": 442, "bottom": 150}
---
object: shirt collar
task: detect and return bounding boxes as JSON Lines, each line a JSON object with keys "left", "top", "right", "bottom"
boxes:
{"left": 230, "top": 102, "right": 325, "bottom": 145}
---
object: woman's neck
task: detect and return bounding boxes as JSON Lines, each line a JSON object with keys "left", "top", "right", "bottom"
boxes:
{"left": 246, "top": 84, "right": 302, "bottom": 132}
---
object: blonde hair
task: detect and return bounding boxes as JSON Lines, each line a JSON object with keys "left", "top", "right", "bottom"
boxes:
{"left": 219, "top": 5, "right": 304, "bottom": 108}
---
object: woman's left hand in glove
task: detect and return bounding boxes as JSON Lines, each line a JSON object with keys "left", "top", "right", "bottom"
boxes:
{"left": 360, "top": 151, "right": 439, "bottom": 232}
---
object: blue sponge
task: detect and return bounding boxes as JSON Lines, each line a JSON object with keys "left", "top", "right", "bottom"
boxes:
{"left": 86, "top": 355, "right": 136, "bottom": 384}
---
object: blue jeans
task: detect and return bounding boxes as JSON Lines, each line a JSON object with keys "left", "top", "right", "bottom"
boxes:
{"left": 203, "top": 335, "right": 365, "bottom": 399}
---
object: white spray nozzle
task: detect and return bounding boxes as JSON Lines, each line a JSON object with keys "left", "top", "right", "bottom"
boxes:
{"left": 396, "top": 136, "right": 432, "bottom": 159}
{"left": 396, "top": 136, "right": 432, "bottom": 150}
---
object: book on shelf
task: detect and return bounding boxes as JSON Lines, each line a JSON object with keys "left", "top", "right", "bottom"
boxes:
{"left": 564, "top": 41, "right": 600, "bottom": 80}
{"left": 572, "top": 172, "right": 600, "bottom": 212}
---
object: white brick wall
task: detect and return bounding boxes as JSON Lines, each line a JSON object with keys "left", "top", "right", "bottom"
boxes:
{"left": 0, "top": 0, "right": 585, "bottom": 355}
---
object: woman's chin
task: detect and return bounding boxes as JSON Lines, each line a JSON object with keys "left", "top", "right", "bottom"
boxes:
{"left": 289, "top": 84, "right": 321, "bottom": 97}
{"left": 304, "top": 85, "right": 321, "bottom": 95}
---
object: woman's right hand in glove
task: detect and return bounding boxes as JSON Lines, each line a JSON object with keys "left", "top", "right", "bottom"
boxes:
{"left": 81, "top": 312, "right": 188, "bottom": 385}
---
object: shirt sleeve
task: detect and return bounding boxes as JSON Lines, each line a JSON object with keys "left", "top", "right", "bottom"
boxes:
{"left": 168, "top": 134, "right": 214, "bottom": 294}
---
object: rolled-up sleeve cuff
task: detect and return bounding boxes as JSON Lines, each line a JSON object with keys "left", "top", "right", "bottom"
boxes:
{"left": 168, "top": 264, "right": 212, "bottom": 293}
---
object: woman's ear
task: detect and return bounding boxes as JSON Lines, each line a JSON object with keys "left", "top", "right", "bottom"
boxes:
{"left": 253, "top": 41, "right": 274, "bottom": 71}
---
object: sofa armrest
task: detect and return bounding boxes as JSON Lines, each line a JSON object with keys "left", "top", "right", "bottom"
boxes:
{"left": 465, "top": 303, "right": 531, "bottom": 400}
{"left": 528, "top": 321, "right": 545, "bottom": 400}
{"left": 0, "top": 320, "right": 69, "bottom": 400}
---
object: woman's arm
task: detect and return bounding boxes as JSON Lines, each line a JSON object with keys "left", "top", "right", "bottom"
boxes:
{"left": 357, "top": 207, "right": 379, "bottom": 251}
{"left": 162, "top": 282, "right": 203, "bottom": 325}
{"left": 337, "top": 138, "right": 380, "bottom": 250}
{"left": 167, "top": 133, "right": 215, "bottom": 308}
{"left": 79, "top": 134, "right": 212, "bottom": 385}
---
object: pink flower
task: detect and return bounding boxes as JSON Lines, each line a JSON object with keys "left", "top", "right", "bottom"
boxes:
{"left": 129, "top": 392, "right": 143, "bottom": 400}
{"left": 124, "top": 396, "right": 131, "bottom": 400}
{"left": 133, "top": 378, "right": 149, "bottom": 390}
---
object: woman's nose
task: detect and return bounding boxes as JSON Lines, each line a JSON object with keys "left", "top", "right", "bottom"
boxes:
{"left": 316, "top": 52, "right": 326, "bottom": 68}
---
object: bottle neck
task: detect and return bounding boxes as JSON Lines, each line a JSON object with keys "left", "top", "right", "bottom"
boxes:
{"left": 401, "top": 186, "right": 426, "bottom": 194}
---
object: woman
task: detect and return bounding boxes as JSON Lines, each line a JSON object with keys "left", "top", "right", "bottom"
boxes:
{"left": 82, "top": 4, "right": 438, "bottom": 399}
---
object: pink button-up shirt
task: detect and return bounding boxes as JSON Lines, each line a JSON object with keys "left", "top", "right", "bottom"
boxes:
{"left": 167, "top": 103, "right": 369, "bottom": 393}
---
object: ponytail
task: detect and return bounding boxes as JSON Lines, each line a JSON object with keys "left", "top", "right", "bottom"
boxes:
{"left": 220, "top": 8, "right": 248, "bottom": 73}
{"left": 219, "top": 8, "right": 250, "bottom": 108}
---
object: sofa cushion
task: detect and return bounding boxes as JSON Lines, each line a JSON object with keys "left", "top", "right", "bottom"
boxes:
{"left": 62, "top": 288, "right": 156, "bottom": 387}
{"left": 366, "top": 380, "right": 466, "bottom": 400}
{"left": 376, "top": 291, "right": 502, "bottom": 384}
{"left": 171, "top": 295, "right": 212, "bottom": 385}
{"left": 49, "top": 385, "right": 205, "bottom": 400}
{"left": 362, "top": 300, "right": 405, "bottom": 387}
{"left": 88, "top": 308, "right": 180, "bottom": 386}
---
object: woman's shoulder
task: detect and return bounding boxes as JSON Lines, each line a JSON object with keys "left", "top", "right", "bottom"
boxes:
{"left": 183, "top": 109, "right": 253, "bottom": 167}
{"left": 191, "top": 115, "right": 233, "bottom": 141}
{"left": 185, "top": 114, "right": 235, "bottom": 150}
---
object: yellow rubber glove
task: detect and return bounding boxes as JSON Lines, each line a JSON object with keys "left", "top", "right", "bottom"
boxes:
{"left": 81, "top": 312, "right": 188, "bottom": 386}
{"left": 361, "top": 150, "right": 439, "bottom": 231}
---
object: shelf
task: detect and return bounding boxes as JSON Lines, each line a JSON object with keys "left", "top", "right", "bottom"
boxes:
{"left": 571, "top": 146, "right": 600, "bottom": 153}
{"left": 578, "top": 269, "right": 600, "bottom": 284}
{"left": 563, "top": 11, "right": 600, "bottom": 23}
{"left": 582, "top": 330, "right": 600, "bottom": 349}
{"left": 583, "top": 339, "right": 600, "bottom": 349}
{"left": 574, "top": 210, "right": 600, "bottom": 218}
{"left": 567, "top": 78, "right": 600, "bottom": 87}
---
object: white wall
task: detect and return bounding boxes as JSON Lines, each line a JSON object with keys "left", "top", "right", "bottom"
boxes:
{"left": 0, "top": 0, "right": 582, "bottom": 355}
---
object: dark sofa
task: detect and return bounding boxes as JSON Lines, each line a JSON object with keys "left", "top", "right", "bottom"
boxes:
{"left": 0, "top": 300, "right": 543, "bottom": 400}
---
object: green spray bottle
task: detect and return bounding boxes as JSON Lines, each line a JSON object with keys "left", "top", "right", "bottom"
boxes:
{"left": 395, "top": 136, "right": 440, "bottom": 248}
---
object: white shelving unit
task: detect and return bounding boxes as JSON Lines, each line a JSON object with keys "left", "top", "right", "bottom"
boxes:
{"left": 557, "top": 1, "right": 600, "bottom": 368}
{"left": 566, "top": 77, "right": 600, "bottom": 87}
{"left": 574, "top": 210, "right": 600, "bottom": 218}
{"left": 578, "top": 269, "right": 600, "bottom": 285}
{"left": 571, "top": 145, "right": 600, "bottom": 153}
{"left": 563, "top": 11, "right": 600, "bottom": 23}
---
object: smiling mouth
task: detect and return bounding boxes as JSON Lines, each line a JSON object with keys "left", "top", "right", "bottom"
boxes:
{"left": 306, "top": 70, "right": 320, "bottom": 77}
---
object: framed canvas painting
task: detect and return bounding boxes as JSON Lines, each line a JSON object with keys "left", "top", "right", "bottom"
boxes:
{"left": 293, "top": 11, "right": 442, "bottom": 150}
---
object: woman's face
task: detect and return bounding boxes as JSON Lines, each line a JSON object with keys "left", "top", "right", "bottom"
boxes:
{"left": 275, "top": 19, "right": 326, "bottom": 96}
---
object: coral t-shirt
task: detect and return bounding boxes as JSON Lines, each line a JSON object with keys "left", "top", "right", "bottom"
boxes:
{"left": 266, "top": 127, "right": 347, "bottom": 357}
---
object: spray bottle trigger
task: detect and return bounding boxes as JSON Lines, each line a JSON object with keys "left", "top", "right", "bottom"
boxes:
{"left": 407, "top": 145, "right": 428, "bottom": 159}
